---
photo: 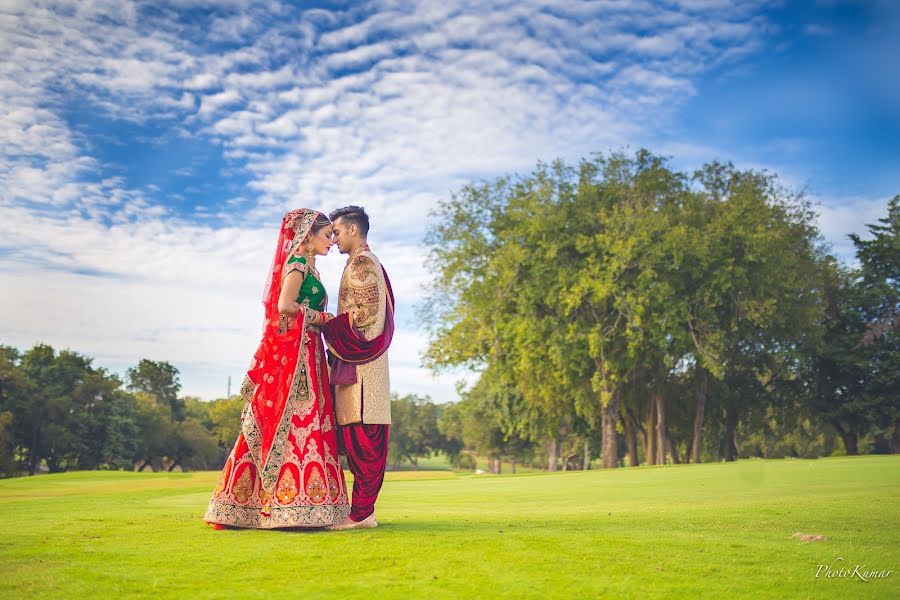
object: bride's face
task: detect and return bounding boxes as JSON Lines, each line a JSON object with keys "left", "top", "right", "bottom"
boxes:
{"left": 307, "top": 225, "right": 334, "bottom": 256}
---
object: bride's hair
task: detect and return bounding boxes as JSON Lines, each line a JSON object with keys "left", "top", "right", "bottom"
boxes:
{"left": 310, "top": 212, "right": 332, "bottom": 234}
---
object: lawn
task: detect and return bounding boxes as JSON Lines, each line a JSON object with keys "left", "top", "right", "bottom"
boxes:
{"left": 1, "top": 456, "right": 897, "bottom": 598}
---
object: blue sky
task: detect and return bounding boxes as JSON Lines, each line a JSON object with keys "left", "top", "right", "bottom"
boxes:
{"left": 1, "top": 0, "right": 898, "bottom": 402}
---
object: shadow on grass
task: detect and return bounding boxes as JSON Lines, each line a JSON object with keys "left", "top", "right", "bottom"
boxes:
{"left": 202, "top": 517, "right": 590, "bottom": 536}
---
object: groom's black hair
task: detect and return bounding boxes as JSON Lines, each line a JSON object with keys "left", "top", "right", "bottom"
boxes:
{"left": 329, "top": 205, "right": 370, "bottom": 237}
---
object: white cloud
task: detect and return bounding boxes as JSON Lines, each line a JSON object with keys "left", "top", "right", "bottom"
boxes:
{"left": 815, "top": 196, "right": 890, "bottom": 260}
{"left": 199, "top": 89, "right": 243, "bottom": 118}
{"left": 0, "top": 198, "right": 459, "bottom": 400}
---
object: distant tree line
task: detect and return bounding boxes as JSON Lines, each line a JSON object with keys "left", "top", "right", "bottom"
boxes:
{"left": 0, "top": 350, "right": 488, "bottom": 477}
{"left": 0, "top": 354, "right": 242, "bottom": 477}
{"left": 420, "top": 150, "right": 899, "bottom": 469}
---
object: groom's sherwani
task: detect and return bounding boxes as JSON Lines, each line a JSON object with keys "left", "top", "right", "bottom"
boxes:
{"left": 325, "top": 242, "right": 392, "bottom": 523}
{"left": 333, "top": 244, "right": 391, "bottom": 425}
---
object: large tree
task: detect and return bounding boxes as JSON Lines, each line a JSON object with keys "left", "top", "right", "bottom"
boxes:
{"left": 126, "top": 359, "right": 184, "bottom": 421}
{"left": 810, "top": 198, "right": 900, "bottom": 454}
{"left": 424, "top": 150, "right": 825, "bottom": 467}
{"left": 388, "top": 394, "right": 446, "bottom": 469}
{"left": 851, "top": 196, "right": 900, "bottom": 452}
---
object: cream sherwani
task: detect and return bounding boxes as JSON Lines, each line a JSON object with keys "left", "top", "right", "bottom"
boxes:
{"left": 333, "top": 244, "right": 391, "bottom": 425}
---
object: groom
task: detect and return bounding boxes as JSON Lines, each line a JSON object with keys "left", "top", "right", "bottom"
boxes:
{"left": 324, "top": 206, "right": 394, "bottom": 530}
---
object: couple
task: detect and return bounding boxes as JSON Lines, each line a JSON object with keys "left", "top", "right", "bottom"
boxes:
{"left": 204, "top": 206, "right": 394, "bottom": 531}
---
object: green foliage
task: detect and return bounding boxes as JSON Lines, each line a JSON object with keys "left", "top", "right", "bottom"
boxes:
{"left": 172, "top": 418, "right": 221, "bottom": 470}
{"left": 96, "top": 391, "right": 141, "bottom": 470}
{"left": 126, "top": 359, "right": 184, "bottom": 421}
{"left": 422, "top": 149, "right": 893, "bottom": 467}
{"left": 806, "top": 197, "right": 900, "bottom": 454}
{"left": 132, "top": 391, "right": 175, "bottom": 471}
{"left": 452, "top": 452, "right": 476, "bottom": 470}
{"left": 206, "top": 396, "right": 244, "bottom": 449}
{"left": 852, "top": 196, "right": 900, "bottom": 439}
{"left": 0, "top": 344, "right": 236, "bottom": 476}
{"left": 0, "top": 412, "right": 16, "bottom": 477}
{"left": 388, "top": 394, "right": 448, "bottom": 468}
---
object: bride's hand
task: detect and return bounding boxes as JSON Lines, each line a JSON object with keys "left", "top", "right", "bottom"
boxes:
{"left": 323, "top": 312, "right": 335, "bottom": 323}
{"left": 284, "top": 302, "right": 302, "bottom": 321}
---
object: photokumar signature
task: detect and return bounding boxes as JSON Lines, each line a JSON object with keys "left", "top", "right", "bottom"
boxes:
{"left": 816, "top": 558, "right": 893, "bottom": 582}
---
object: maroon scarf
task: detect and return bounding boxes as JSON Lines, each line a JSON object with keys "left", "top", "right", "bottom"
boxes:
{"left": 324, "top": 266, "right": 394, "bottom": 384}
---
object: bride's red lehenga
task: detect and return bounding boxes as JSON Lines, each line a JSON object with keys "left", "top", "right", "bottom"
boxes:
{"left": 204, "top": 209, "right": 349, "bottom": 529}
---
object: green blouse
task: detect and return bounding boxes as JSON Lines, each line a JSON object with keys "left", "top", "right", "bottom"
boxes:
{"left": 285, "top": 256, "right": 327, "bottom": 312}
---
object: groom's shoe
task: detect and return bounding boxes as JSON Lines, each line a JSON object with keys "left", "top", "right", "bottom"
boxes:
{"left": 327, "top": 513, "right": 378, "bottom": 531}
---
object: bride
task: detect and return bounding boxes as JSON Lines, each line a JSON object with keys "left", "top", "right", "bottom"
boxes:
{"left": 205, "top": 209, "right": 349, "bottom": 528}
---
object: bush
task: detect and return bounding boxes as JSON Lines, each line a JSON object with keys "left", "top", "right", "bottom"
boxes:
{"left": 453, "top": 453, "right": 476, "bottom": 470}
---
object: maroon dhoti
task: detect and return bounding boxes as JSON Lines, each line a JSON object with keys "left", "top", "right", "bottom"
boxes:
{"left": 341, "top": 423, "right": 389, "bottom": 522}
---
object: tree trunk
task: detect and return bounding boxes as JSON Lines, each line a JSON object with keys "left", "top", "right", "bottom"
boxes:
{"left": 46, "top": 453, "right": 60, "bottom": 473}
{"left": 724, "top": 402, "right": 739, "bottom": 461}
{"left": 548, "top": 438, "right": 559, "bottom": 472}
{"left": 601, "top": 390, "right": 621, "bottom": 468}
{"left": 839, "top": 432, "right": 859, "bottom": 456}
{"left": 830, "top": 421, "right": 858, "bottom": 456}
{"left": 655, "top": 391, "right": 667, "bottom": 465}
{"left": 583, "top": 439, "right": 590, "bottom": 470}
{"left": 510, "top": 456, "right": 517, "bottom": 474}
{"left": 28, "top": 421, "right": 40, "bottom": 476}
{"left": 645, "top": 396, "right": 656, "bottom": 466}
{"left": 691, "top": 368, "right": 708, "bottom": 463}
{"left": 622, "top": 414, "right": 638, "bottom": 467}
{"left": 667, "top": 433, "right": 681, "bottom": 464}
{"left": 892, "top": 420, "right": 900, "bottom": 454}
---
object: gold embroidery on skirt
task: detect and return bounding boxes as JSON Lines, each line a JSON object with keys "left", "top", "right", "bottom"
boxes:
{"left": 328, "top": 472, "right": 340, "bottom": 502}
{"left": 233, "top": 468, "right": 253, "bottom": 504}
{"left": 214, "top": 458, "right": 231, "bottom": 494}
{"left": 276, "top": 470, "right": 298, "bottom": 505}
{"left": 306, "top": 466, "right": 327, "bottom": 504}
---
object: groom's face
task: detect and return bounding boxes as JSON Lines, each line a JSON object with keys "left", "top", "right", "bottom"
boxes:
{"left": 331, "top": 217, "right": 354, "bottom": 254}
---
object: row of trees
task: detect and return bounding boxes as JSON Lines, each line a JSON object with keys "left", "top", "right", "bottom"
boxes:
{"left": 0, "top": 353, "right": 243, "bottom": 476}
{"left": 0, "top": 337, "right": 609, "bottom": 476}
{"left": 0, "top": 346, "right": 490, "bottom": 476}
{"left": 0, "top": 347, "right": 508, "bottom": 476}
{"left": 420, "top": 150, "right": 899, "bottom": 469}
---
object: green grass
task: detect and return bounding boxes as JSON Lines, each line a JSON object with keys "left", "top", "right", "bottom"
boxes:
{"left": 1, "top": 456, "right": 898, "bottom": 598}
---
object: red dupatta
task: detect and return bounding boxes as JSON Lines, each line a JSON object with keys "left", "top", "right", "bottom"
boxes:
{"left": 240, "top": 209, "right": 320, "bottom": 494}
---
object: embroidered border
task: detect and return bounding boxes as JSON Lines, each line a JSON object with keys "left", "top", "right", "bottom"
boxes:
{"left": 204, "top": 500, "right": 349, "bottom": 529}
